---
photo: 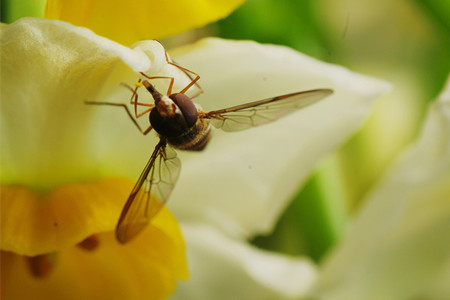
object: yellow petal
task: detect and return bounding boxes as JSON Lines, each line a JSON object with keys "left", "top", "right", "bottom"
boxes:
{"left": 1, "top": 177, "right": 188, "bottom": 266}
{"left": 1, "top": 178, "right": 128, "bottom": 255}
{"left": 45, "top": 0, "right": 246, "bottom": 45}
{"left": 1, "top": 180, "right": 187, "bottom": 299}
{"left": 1, "top": 220, "right": 187, "bottom": 300}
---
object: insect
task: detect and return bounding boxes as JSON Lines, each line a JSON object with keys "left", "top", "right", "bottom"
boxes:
{"left": 86, "top": 47, "right": 333, "bottom": 244}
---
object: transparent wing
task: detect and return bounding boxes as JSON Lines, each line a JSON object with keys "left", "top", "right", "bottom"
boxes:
{"left": 206, "top": 89, "right": 333, "bottom": 132}
{"left": 115, "top": 139, "right": 181, "bottom": 243}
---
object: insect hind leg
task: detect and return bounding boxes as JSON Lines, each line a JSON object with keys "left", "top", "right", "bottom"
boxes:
{"left": 84, "top": 100, "right": 153, "bottom": 135}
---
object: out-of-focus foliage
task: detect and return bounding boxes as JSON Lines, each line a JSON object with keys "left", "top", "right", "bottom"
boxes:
{"left": 1, "top": 0, "right": 46, "bottom": 22}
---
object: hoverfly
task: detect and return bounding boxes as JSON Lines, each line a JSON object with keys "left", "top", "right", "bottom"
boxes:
{"left": 86, "top": 46, "right": 333, "bottom": 244}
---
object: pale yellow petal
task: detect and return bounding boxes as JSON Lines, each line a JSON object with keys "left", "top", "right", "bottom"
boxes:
{"left": 1, "top": 19, "right": 191, "bottom": 191}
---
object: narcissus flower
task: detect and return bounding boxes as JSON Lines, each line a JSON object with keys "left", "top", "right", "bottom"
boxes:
{"left": 1, "top": 18, "right": 391, "bottom": 299}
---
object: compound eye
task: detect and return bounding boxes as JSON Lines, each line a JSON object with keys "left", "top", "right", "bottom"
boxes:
{"left": 169, "top": 93, "right": 198, "bottom": 127}
{"left": 149, "top": 108, "right": 184, "bottom": 137}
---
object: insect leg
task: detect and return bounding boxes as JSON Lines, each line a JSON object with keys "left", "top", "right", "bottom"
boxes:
{"left": 139, "top": 73, "right": 175, "bottom": 96}
{"left": 164, "top": 53, "right": 202, "bottom": 96}
{"left": 145, "top": 40, "right": 203, "bottom": 97}
{"left": 167, "top": 60, "right": 202, "bottom": 96}
{"left": 84, "top": 101, "right": 153, "bottom": 135}
{"left": 121, "top": 79, "right": 154, "bottom": 118}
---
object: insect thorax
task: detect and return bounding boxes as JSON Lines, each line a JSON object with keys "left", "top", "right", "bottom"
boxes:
{"left": 167, "top": 118, "right": 212, "bottom": 151}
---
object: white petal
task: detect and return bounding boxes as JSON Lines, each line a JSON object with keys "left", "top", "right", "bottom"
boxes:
{"left": 312, "top": 76, "right": 450, "bottom": 300}
{"left": 169, "top": 38, "right": 392, "bottom": 238}
{"left": 0, "top": 18, "right": 190, "bottom": 189}
{"left": 170, "top": 224, "right": 317, "bottom": 300}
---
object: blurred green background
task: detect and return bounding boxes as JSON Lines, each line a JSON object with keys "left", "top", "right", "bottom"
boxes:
{"left": 3, "top": 0, "right": 449, "bottom": 263}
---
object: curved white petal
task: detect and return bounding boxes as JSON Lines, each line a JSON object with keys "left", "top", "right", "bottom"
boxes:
{"left": 312, "top": 76, "right": 450, "bottom": 300}
{"left": 169, "top": 38, "right": 392, "bottom": 238}
{"left": 170, "top": 224, "right": 317, "bottom": 300}
{"left": 0, "top": 18, "right": 192, "bottom": 190}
